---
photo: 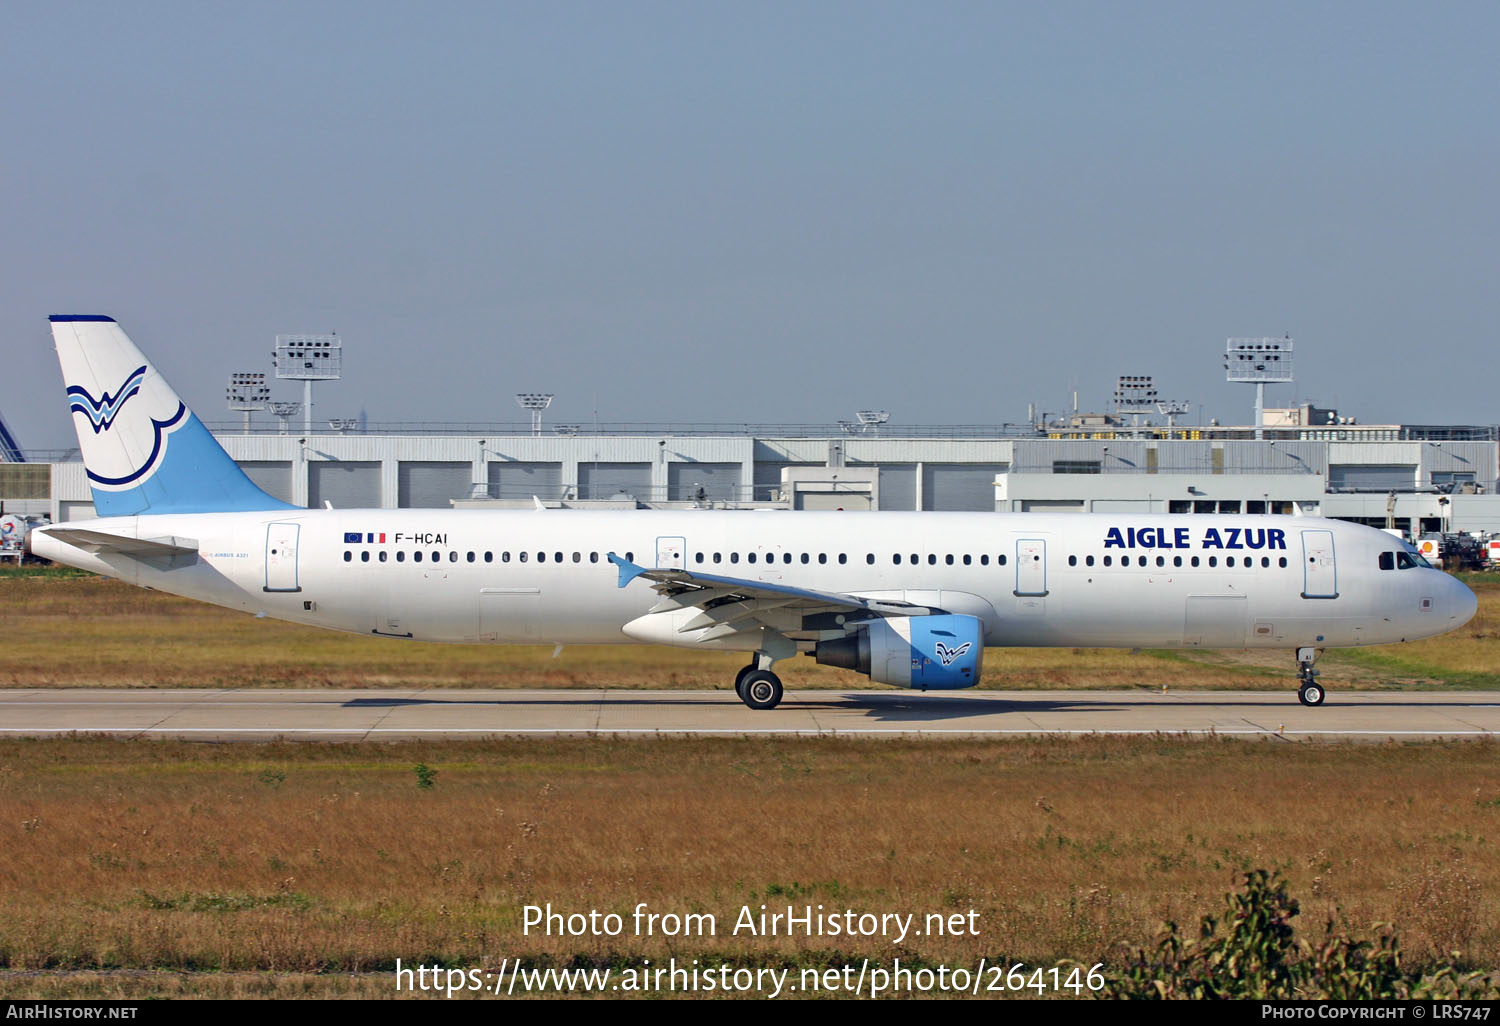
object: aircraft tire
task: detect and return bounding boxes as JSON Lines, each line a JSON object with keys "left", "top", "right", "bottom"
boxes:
{"left": 1298, "top": 684, "right": 1325, "bottom": 707}
{"left": 733, "top": 664, "right": 757, "bottom": 701}
{"left": 741, "top": 670, "right": 783, "bottom": 710}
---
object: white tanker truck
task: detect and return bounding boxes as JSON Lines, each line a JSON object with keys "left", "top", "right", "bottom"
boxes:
{"left": 0, "top": 513, "right": 48, "bottom": 565}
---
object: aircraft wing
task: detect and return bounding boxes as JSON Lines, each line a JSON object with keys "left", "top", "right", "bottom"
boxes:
{"left": 607, "top": 552, "right": 935, "bottom": 618}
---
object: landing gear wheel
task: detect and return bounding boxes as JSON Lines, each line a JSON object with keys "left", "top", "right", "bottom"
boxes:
{"left": 733, "top": 664, "right": 756, "bottom": 701}
{"left": 741, "top": 670, "right": 783, "bottom": 710}
{"left": 1298, "top": 684, "right": 1325, "bottom": 707}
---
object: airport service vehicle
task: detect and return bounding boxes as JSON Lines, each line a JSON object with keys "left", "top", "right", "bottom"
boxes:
{"left": 29, "top": 317, "right": 1477, "bottom": 709}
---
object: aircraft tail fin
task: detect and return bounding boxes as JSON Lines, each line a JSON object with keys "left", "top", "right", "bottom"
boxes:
{"left": 50, "top": 315, "right": 297, "bottom": 516}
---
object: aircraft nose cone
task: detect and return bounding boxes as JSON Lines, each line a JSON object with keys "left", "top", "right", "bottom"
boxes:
{"left": 1450, "top": 577, "right": 1479, "bottom": 627}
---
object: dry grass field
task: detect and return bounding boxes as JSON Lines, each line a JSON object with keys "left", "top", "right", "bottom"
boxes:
{"left": 2, "top": 567, "right": 1498, "bottom": 691}
{"left": 1, "top": 736, "right": 1497, "bottom": 998}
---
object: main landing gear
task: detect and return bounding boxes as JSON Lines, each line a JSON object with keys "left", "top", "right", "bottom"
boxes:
{"left": 733, "top": 661, "right": 784, "bottom": 710}
{"left": 1296, "top": 647, "right": 1325, "bottom": 707}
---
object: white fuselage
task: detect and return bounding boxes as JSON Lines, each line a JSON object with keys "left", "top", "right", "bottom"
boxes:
{"left": 33, "top": 510, "right": 1475, "bottom": 656}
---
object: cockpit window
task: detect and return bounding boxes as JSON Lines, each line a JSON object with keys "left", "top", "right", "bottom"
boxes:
{"left": 1392, "top": 546, "right": 1428, "bottom": 570}
{"left": 1381, "top": 549, "right": 1430, "bottom": 570}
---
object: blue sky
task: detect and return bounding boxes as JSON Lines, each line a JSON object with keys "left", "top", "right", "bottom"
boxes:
{"left": 2, "top": 2, "right": 1494, "bottom": 449}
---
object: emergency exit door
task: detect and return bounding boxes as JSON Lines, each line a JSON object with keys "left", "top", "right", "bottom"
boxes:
{"left": 656, "top": 536, "right": 686, "bottom": 570}
{"left": 1015, "top": 539, "right": 1048, "bottom": 596}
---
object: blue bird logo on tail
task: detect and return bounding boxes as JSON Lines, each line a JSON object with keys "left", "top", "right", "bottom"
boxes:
{"left": 67, "top": 366, "right": 147, "bottom": 434}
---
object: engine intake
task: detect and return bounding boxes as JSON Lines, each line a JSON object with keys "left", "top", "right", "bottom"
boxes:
{"left": 815, "top": 614, "right": 984, "bottom": 690}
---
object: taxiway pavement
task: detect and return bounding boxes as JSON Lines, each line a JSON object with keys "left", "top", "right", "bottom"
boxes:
{"left": 0, "top": 688, "right": 1497, "bottom": 741}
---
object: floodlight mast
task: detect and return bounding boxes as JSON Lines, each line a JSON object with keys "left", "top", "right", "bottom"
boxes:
{"left": 273, "top": 334, "right": 342, "bottom": 435}
{"left": 855, "top": 410, "right": 890, "bottom": 436}
{"left": 1224, "top": 336, "right": 1295, "bottom": 440}
{"left": 267, "top": 401, "right": 302, "bottom": 434}
{"left": 1155, "top": 400, "right": 1192, "bottom": 428}
{"left": 515, "top": 393, "right": 554, "bottom": 436}
{"left": 1113, "top": 375, "right": 1158, "bottom": 431}
{"left": 225, "top": 372, "right": 270, "bottom": 432}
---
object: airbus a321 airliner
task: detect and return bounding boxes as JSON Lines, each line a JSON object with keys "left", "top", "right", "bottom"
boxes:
{"left": 29, "top": 316, "right": 1477, "bottom": 709}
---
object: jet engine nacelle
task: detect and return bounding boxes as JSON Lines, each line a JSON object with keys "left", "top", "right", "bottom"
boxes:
{"left": 814, "top": 614, "right": 984, "bottom": 690}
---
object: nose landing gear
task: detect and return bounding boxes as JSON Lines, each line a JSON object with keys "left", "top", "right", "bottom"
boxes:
{"left": 1296, "top": 647, "right": 1325, "bottom": 706}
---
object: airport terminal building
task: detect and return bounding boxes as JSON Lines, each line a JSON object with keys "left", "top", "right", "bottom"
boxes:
{"left": 6, "top": 405, "right": 1499, "bottom": 538}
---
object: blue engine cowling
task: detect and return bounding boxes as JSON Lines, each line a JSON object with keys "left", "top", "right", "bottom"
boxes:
{"left": 814, "top": 614, "right": 984, "bottom": 690}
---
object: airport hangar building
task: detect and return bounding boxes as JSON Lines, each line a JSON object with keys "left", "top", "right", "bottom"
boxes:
{"left": 5, "top": 408, "right": 1500, "bottom": 539}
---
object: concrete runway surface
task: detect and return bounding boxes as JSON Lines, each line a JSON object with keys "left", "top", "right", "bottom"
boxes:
{"left": 0, "top": 688, "right": 1498, "bottom": 741}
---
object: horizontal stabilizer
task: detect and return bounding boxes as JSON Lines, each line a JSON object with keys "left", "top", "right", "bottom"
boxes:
{"left": 41, "top": 527, "right": 198, "bottom": 558}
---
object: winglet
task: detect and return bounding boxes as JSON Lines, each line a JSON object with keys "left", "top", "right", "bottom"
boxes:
{"left": 607, "top": 551, "right": 647, "bottom": 589}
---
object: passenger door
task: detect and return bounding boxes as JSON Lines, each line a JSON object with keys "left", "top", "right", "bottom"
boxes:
{"left": 1300, "top": 529, "right": 1338, "bottom": 599}
{"left": 264, "top": 523, "right": 301, "bottom": 593}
